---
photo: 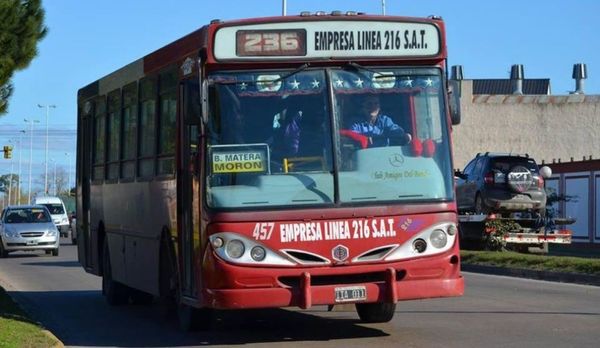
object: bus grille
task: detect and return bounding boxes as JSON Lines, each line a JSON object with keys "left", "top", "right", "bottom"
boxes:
{"left": 354, "top": 245, "right": 397, "bottom": 262}
{"left": 282, "top": 250, "right": 330, "bottom": 265}
{"left": 278, "top": 270, "right": 406, "bottom": 288}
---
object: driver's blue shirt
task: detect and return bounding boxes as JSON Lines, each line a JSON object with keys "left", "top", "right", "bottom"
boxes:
{"left": 351, "top": 114, "right": 403, "bottom": 147}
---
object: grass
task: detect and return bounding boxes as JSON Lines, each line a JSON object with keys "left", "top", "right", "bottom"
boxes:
{"left": 460, "top": 250, "right": 600, "bottom": 276}
{"left": 0, "top": 287, "right": 61, "bottom": 348}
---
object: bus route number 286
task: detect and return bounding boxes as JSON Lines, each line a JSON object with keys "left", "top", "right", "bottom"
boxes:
{"left": 236, "top": 29, "right": 306, "bottom": 56}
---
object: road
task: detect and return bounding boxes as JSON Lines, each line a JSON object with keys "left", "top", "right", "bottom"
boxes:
{"left": 0, "top": 243, "right": 599, "bottom": 348}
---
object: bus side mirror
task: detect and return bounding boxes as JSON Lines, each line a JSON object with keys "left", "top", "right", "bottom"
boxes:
{"left": 448, "top": 80, "right": 461, "bottom": 125}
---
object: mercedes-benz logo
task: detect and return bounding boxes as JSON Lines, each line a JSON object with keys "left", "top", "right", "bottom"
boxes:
{"left": 388, "top": 153, "right": 405, "bottom": 167}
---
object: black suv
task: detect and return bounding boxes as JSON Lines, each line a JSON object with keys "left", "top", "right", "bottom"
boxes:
{"left": 455, "top": 153, "right": 549, "bottom": 216}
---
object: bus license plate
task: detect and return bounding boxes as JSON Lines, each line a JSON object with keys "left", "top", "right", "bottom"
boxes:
{"left": 334, "top": 286, "right": 367, "bottom": 303}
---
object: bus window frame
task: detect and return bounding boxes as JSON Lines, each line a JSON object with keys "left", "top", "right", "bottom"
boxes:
{"left": 137, "top": 75, "right": 158, "bottom": 181}
{"left": 156, "top": 66, "right": 178, "bottom": 179}
{"left": 91, "top": 95, "right": 106, "bottom": 184}
{"left": 120, "top": 81, "right": 138, "bottom": 182}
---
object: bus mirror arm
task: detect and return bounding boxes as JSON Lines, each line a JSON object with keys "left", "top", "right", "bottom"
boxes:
{"left": 201, "top": 78, "right": 209, "bottom": 126}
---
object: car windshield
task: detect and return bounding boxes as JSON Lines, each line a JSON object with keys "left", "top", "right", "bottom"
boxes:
{"left": 40, "top": 203, "right": 64, "bottom": 215}
{"left": 3, "top": 208, "right": 51, "bottom": 223}
{"left": 206, "top": 67, "right": 453, "bottom": 209}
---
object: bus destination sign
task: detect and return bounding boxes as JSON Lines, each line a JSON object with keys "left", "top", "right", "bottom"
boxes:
{"left": 215, "top": 21, "right": 440, "bottom": 60}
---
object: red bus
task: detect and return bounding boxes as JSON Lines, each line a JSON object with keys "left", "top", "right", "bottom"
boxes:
{"left": 76, "top": 11, "right": 463, "bottom": 330}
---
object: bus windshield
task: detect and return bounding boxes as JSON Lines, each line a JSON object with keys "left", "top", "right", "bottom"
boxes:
{"left": 206, "top": 67, "right": 453, "bottom": 209}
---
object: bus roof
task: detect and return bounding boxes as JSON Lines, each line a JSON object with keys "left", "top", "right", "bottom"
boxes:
{"left": 79, "top": 13, "right": 446, "bottom": 100}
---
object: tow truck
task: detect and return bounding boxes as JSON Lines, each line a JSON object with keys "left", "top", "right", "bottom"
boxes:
{"left": 458, "top": 213, "right": 573, "bottom": 252}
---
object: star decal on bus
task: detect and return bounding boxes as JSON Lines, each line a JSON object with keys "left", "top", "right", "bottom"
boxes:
{"left": 335, "top": 79, "right": 345, "bottom": 88}
{"left": 424, "top": 78, "right": 433, "bottom": 86}
{"left": 353, "top": 78, "right": 364, "bottom": 87}
{"left": 238, "top": 82, "right": 248, "bottom": 90}
{"left": 311, "top": 79, "right": 320, "bottom": 88}
{"left": 402, "top": 78, "right": 413, "bottom": 87}
{"left": 288, "top": 79, "right": 300, "bottom": 89}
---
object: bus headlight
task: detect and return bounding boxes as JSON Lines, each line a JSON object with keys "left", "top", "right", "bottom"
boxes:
{"left": 430, "top": 229, "right": 448, "bottom": 249}
{"left": 226, "top": 239, "right": 245, "bottom": 258}
{"left": 447, "top": 224, "right": 458, "bottom": 236}
{"left": 209, "top": 232, "right": 296, "bottom": 266}
{"left": 250, "top": 246, "right": 266, "bottom": 261}
{"left": 211, "top": 237, "right": 224, "bottom": 249}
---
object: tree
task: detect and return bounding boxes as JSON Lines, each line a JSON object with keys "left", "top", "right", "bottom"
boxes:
{"left": 0, "top": 173, "right": 19, "bottom": 194}
{"left": 0, "top": 0, "right": 47, "bottom": 115}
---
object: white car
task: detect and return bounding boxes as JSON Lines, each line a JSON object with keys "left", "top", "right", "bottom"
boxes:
{"left": 0, "top": 205, "right": 60, "bottom": 257}
{"left": 33, "top": 196, "right": 72, "bottom": 243}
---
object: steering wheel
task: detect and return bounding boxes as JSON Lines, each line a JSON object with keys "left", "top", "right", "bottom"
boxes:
{"left": 339, "top": 129, "right": 369, "bottom": 149}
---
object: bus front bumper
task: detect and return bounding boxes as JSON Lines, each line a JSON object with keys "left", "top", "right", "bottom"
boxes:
{"left": 201, "top": 249, "right": 464, "bottom": 310}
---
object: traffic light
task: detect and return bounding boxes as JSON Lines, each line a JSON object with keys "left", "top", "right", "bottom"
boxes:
{"left": 3, "top": 145, "right": 12, "bottom": 159}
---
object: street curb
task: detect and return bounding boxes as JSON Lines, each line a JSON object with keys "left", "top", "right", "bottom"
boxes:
{"left": 41, "top": 329, "right": 65, "bottom": 348}
{"left": 0, "top": 280, "right": 65, "bottom": 348}
{"left": 462, "top": 263, "right": 600, "bottom": 287}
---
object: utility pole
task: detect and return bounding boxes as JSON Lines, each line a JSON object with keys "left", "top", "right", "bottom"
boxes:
{"left": 382, "top": 0, "right": 386, "bottom": 15}
{"left": 52, "top": 159, "right": 57, "bottom": 196}
{"left": 65, "top": 152, "right": 72, "bottom": 194}
{"left": 7, "top": 140, "right": 14, "bottom": 205}
{"left": 38, "top": 104, "right": 56, "bottom": 194}
{"left": 17, "top": 130, "right": 25, "bottom": 204}
{"left": 25, "top": 118, "right": 40, "bottom": 204}
{"left": 282, "top": 0, "right": 287, "bottom": 16}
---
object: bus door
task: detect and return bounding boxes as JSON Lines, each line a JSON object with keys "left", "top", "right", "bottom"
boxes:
{"left": 77, "top": 103, "right": 93, "bottom": 270}
{"left": 178, "top": 79, "right": 201, "bottom": 298}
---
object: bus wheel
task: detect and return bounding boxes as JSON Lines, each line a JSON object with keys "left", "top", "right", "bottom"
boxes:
{"left": 0, "top": 240, "right": 8, "bottom": 258}
{"left": 355, "top": 302, "right": 396, "bottom": 323}
{"left": 130, "top": 289, "right": 154, "bottom": 305}
{"left": 102, "top": 243, "right": 129, "bottom": 305}
{"left": 177, "top": 303, "right": 214, "bottom": 332}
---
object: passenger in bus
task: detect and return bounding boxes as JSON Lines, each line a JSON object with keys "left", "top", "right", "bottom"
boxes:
{"left": 350, "top": 95, "right": 411, "bottom": 147}
{"left": 272, "top": 98, "right": 304, "bottom": 157}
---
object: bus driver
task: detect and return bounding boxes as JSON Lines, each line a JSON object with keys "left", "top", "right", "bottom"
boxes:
{"left": 350, "top": 95, "right": 412, "bottom": 147}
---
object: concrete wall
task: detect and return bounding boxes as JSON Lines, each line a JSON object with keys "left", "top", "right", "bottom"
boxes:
{"left": 453, "top": 80, "right": 600, "bottom": 169}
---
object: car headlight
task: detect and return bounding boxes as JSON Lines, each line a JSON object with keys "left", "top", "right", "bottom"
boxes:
{"left": 46, "top": 229, "right": 57, "bottom": 237}
{"left": 62, "top": 218, "right": 69, "bottom": 224}
{"left": 4, "top": 229, "right": 19, "bottom": 238}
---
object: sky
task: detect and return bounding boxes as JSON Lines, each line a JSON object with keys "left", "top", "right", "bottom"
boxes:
{"left": 1, "top": 0, "right": 598, "bottom": 193}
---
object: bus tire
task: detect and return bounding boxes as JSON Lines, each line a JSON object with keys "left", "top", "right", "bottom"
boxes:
{"left": 130, "top": 289, "right": 154, "bottom": 305}
{"left": 102, "top": 242, "right": 129, "bottom": 305}
{"left": 355, "top": 302, "right": 396, "bottom": 323}
{"left": 177, "top": 303, "right": 213, "bottom": 332}
{"left": 0, "top": 239, "right": 8, "bottom": 258}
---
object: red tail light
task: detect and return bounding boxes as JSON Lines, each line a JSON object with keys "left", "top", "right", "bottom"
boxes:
{"left": 484, "top": 172, "right": 494, "bottom": 184}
